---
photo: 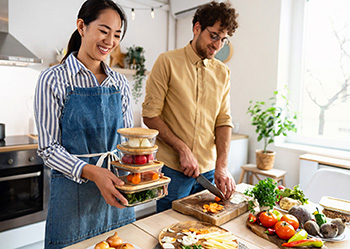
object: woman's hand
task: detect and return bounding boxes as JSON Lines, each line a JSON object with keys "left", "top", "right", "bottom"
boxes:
{"left": 82, "top": 164, "right": 128, "bottom": 208}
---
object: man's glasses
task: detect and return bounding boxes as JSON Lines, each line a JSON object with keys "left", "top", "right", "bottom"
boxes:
{"left": 205, "top": 28, "right": 229, "bottom": 46}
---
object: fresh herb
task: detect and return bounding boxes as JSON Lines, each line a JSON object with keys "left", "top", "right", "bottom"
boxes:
{"left": 124, "top": 187, "right": 161, "bottom": 204}
{"left": 244, "top": 178, "right": 279, "bottom": 213}
{"left": 181, "top": 245, "right": 203, "bottom": 249}
{"left": 280, "top": 185, "right": 308, "bottom": 205}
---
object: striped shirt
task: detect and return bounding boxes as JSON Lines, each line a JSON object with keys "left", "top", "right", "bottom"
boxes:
{"left": 34, "top": 52, "right": 133, "bottom": 183}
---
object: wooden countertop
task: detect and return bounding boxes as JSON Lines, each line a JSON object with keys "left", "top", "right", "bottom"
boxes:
{"left": 63, "top": 183, "right": 350, "bottom": 249}
{"left": 231, "top": 133, "right": 248, "bottom": 140}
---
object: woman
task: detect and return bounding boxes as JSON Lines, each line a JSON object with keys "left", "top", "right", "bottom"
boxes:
{"left": 34, "top": 0, "right": 135, "bottom": 248}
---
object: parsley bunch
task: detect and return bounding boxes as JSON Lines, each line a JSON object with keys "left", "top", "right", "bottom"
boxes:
{"left": 244, "top": 178, "right": 279, "bottom": 213}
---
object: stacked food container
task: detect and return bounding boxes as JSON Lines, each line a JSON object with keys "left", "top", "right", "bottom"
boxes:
{"left": 112, "top": 128, "right": 171, "bottom": 207}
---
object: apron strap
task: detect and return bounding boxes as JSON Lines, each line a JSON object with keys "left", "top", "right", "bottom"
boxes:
{"left": 73, "top": 149, "right": 119, "bottom": 173}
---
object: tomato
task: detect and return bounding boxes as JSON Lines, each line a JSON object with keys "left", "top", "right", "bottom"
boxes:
{"left": 134, "top": 155, "right": 147, "bottom": 164}
{"left": 122, "top": 155, "right": 134, "bottom": 164}
{"left": 259, "top": 211, "right": 278, "bottom": 228}
{"left": 275, "top": 221, "right": 295, "bottom": 240}
{"left": 281, "top": 214, "right": 300, "bottom": 230}
{"left": 146, "top": 153, "right": 154, "bottom": 163}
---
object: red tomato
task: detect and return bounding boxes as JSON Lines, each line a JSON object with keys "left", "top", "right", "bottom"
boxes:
{"left": 134, "top": 155, "right": 147, "bottom": 164}
{"left": 259, "top": 211, "right": 278, "bottom": 228}
{"left": 121, "top": 155, "right": 134, "bottom": 164}
{"left": 275, "top": 221, "right": 295, "bottom": 240}
{"left": 146, "top": 153, "right": 154, "bottom": 163}
{"left": 281, "top": 214, "right": 300, "bottom": 230}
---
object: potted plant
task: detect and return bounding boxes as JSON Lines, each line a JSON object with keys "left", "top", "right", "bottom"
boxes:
{"left": 125, "top": 45, "right": 146, "bottom": 104}
{"left": 247, "top": 87, "right": 298, "bottom": 170}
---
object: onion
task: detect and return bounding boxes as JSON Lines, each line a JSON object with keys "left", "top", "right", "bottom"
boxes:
{"left": 106, "top": 232, "right": 123, "bottom": 247}
{"left": 94, "top": 241, "right": 110, "bottom": 249}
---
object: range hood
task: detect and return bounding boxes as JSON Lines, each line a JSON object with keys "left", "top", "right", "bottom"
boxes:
{"left": 0, "top": 0, "right": 42, "bottom": 66}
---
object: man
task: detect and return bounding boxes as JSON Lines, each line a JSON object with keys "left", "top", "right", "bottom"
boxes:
{"left": 142, "top": 1, "right": 239, "bottom": 212}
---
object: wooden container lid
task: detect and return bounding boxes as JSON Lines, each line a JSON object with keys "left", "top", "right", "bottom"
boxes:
{"left": 117, "top": 144, "right": 158, "bottom": 153}
{"left": 115, "top": 176, "right": 171, "bottom": 193}
{"left": 112, "top": 160, "right": 164, "bottom": 172}
{"left": 118, "top": 127, "right": 159, "bottom": 137}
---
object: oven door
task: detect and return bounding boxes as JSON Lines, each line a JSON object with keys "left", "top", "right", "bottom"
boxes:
{"left": 0, "top": 150, "right": 49, "bottom": 232}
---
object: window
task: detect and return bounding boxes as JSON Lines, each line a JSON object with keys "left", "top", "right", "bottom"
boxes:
{"left": 285, "top": 0, "right": 350, "bottom": 151}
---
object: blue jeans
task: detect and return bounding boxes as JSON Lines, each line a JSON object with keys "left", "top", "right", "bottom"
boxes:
{"left": 157, "top": 166, "right": 215, "bottom": 213}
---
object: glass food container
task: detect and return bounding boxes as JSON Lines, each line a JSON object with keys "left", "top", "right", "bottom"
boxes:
{"left": 117, "top": 144, "right": 158, "bottom": 166}
{"left": 112, "top": 160, "right": 164, "bottom": 185}
{"left": 117, "top": 128, "right": 159, "bottom": 149}
{"left": 115, "top": 176, "right": 171, "bottom": 207}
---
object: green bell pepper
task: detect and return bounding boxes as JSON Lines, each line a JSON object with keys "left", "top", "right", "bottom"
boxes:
{"left": 282, "top": 238, "right": 324, "bottom": 248}
{"left": 313, "top": 207, "right": 327, "bottom": 227}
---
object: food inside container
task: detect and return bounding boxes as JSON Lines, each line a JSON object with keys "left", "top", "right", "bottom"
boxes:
{"left": 112, "top": 160, "right": 164, "bottom": 185}
{"left": 117, "top": 144, "right": 158, "bottom": 165}
{"left": 117, "top": 127, "right": 159, "bottom": 148}
{"left": 116, "top": 176, "right": 171, "bottom": 207}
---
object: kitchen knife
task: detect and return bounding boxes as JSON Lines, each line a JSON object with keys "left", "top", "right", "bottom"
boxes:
{"left": 196, "top": 174, "right": 225, "bottom": 200}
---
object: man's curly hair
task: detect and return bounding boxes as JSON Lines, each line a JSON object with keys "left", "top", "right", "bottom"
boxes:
{"left": 192, "top": 1, "right": 238, "bottom": 36}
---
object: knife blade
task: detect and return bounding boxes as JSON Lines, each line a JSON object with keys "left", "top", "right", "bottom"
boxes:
{"left": 196, "top": 174, "right": 225, "bottom": 200}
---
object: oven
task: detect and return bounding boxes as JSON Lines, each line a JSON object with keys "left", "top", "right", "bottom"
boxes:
{"left": 0, "top": 148, "right": 50, "bottom": 232}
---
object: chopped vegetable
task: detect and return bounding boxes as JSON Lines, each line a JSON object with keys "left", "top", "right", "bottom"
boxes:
{"left": 202, "top": 202, "right": 224, "bottom": 213}
{"left": 123, "top": 187, "right": 161, "bottom": 204}
{"left": 215, "top": 196, "right": 221, "bottom": 202}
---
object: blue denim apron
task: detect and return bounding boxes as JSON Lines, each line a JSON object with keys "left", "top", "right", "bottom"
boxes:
{"left": 45, "top": 77, "right": 135, "bottom": 249}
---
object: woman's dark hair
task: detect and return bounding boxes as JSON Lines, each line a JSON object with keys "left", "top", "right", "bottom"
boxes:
{"left": 192, "top": 1, "right": 238, "bottom": 36}
{"left": 61, "top": 0, "right": 127, "bottom": 62}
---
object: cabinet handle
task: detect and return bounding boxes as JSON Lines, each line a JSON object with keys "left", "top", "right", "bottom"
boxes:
{"left": 0, "top": 171, "right": 41, "bottom": 182}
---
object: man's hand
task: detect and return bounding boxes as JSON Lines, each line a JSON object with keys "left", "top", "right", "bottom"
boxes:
{"left": 82, "top": 164, "right": 127, "bottom": 208}
{"left": 214, "top": 167, "right": 236, "bottom": 200}
{"left": 178, "top": 146, "right": 200, "bottom": 178}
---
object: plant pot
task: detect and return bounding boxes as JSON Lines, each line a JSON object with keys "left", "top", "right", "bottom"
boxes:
{"left": 255, "top": 149, "right": 276, "bottom": 170}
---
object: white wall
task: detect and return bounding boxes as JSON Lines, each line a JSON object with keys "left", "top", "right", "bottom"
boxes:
{"left": 1, "top": 0, "right": 309, "bottom": 187}
{"left": 0, "top": 0, "right": 170, "bottom": 135}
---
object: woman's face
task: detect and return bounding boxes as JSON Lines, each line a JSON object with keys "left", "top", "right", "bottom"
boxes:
{"left": 78, "top": 8, "right": 122, "bottom": 64}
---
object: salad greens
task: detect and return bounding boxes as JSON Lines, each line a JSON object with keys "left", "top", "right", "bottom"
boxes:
{"left": 279, "top": 185, "right": 308, "bottom": 205}
{"left": 124, "top": 187, "right": 161, "bottom": 204}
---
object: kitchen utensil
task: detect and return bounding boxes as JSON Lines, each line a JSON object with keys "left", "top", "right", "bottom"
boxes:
{"left": 0, "top": 123, "right": 5, "bottom": 140}
{"left": 196, "top": 174, "right": 225, "bottom": 200}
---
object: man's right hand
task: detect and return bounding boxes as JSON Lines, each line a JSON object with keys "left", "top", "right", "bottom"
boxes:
{"left": 178, "top": 146, "right": 200, "bottom": 178}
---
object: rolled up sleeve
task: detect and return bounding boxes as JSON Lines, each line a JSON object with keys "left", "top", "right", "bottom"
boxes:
{"left": 142, "top": 54, "right": 169, "bottom": 118}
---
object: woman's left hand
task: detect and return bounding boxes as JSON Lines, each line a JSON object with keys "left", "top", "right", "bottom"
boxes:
{"left": 82, "top": 164, "right": 128, "bottom": 208}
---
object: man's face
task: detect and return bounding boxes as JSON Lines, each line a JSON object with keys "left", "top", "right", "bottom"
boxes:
{"left": 192, "top": 21, "right": 229, "bottom": 59}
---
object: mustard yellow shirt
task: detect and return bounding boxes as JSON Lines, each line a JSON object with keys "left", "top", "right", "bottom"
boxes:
{"left": 142, "top": 43, "right": 233, "bottom": 173}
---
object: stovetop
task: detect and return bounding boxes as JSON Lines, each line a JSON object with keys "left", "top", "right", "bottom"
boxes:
{"left": 0, "top": 135, "right": 38, "bottom": 147}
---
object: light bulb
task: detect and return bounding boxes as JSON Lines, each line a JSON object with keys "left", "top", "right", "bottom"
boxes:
{"left": 131, "top": 8, "right": 135, "bottom": 20}
{"left": 151, "top": 8, "right": 155, "bottom": 19}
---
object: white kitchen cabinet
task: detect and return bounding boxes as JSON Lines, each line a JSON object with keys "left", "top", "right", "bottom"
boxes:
{"left": 228, "top": 134, "right": 249, "bottom": 182}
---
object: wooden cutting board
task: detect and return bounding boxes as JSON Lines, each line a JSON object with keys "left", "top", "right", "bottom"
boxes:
{"left": 172, "top": 190, "right": 248, "bottom": 225}
{"left": 246, "top": 218, "right": 329, "bottom": 249}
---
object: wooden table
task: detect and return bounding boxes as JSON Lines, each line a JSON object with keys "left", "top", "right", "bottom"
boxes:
{"left": 65, "top": 183, "right": 350, "bottom": 249}
{"left": 238, "top": 164, "right": 287, "bottom": 186}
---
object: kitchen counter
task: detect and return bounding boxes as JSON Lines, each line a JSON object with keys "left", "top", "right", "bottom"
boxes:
{"left": 63, "top": 183, "right": 350, "bottom": 249}
{"left": 0, "top": 134, "right": 38, "bottom": 152}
